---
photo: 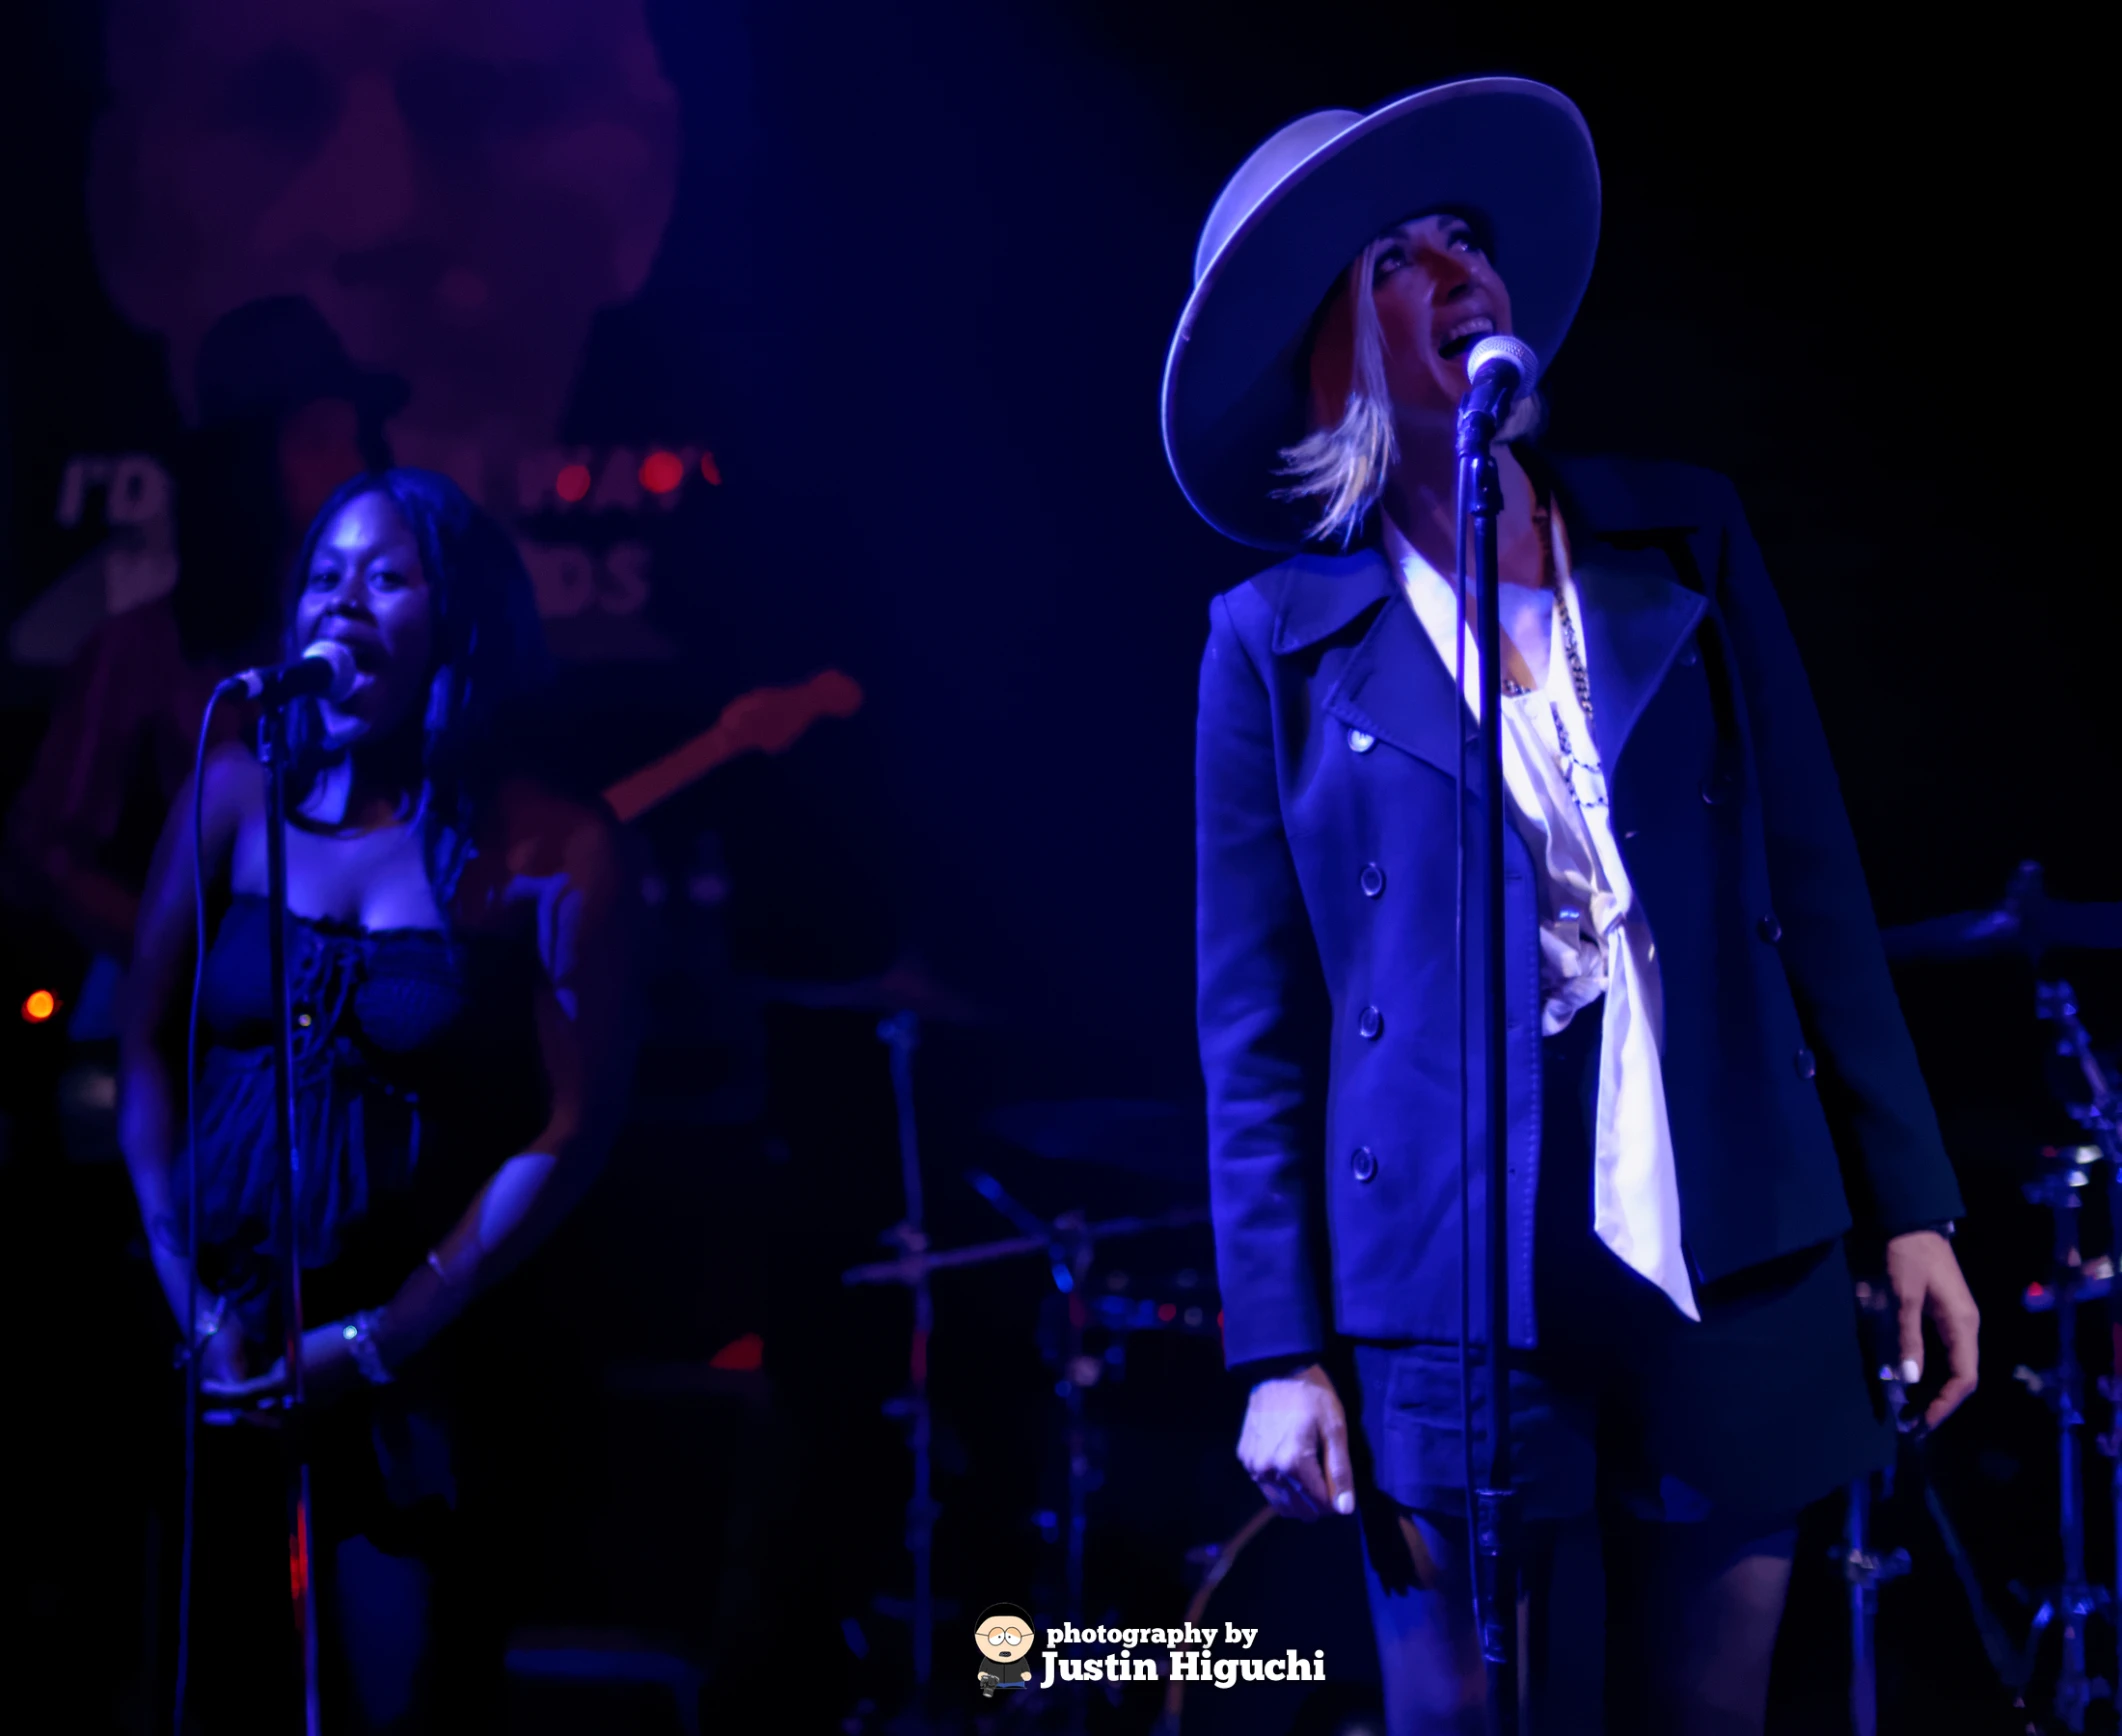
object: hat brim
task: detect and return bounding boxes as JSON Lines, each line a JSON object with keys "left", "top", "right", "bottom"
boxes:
{"left": 1162, "top": 78, "right": 1600, "bottom": 552}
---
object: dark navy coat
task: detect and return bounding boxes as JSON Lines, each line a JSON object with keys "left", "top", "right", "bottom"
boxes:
{"left": 1196, "top": 455, "right": 1963, "bottom": 1365}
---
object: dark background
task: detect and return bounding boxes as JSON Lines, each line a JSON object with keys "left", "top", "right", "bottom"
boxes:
{"left": 2, "top": 4, "right": 2106, "bottom": 1732}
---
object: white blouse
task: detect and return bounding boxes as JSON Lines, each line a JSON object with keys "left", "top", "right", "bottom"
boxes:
{"left": 1382, "top": 513, "right": 1700, "bottom": 1321}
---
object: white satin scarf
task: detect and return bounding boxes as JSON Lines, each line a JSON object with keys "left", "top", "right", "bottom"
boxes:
{"left": 1382, "top": 514, "right": 1700, "bottom": 1321}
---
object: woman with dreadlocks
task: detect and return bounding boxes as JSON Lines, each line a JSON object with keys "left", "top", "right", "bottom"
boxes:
{"left": 120, "top": 468, "right": 639, "bottom": 1728}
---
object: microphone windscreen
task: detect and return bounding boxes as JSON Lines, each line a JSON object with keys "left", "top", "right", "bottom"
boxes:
{"left": 1466, "top": 334, "right": 1539, "bottom": 387}
{"left": 301, "top": 640, "right": 359, "bottom": 701}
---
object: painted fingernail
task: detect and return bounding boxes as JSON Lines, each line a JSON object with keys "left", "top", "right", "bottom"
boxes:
{"left": 1335, "top": 1491, "right": 1355, "bottom": 1515}
{"left": 1901, "top": 1359, "right": 1922, "bottom": 1385}
{"left": 1877, "top": 1365, "right": 1896, "bottom": 1384}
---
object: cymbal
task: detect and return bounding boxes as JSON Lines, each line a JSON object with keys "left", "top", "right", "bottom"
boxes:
{"left": 984, "top": 1097, "right": 1205, "bottom": 1181}
{"left": 760, "top": 961, "right": 983, "bottom": 1023}
{"left": 1880, "top": 861, "right": 2122, "bottom": 963}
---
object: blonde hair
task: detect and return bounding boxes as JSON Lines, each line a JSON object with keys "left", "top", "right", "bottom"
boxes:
{"left": 1274, "top": 237, "right": 1543, "bottom": 547}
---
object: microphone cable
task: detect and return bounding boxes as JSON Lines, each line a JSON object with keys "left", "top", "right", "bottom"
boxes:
{"left": 172, "top": 686, "right": 227, "bottom": 1734}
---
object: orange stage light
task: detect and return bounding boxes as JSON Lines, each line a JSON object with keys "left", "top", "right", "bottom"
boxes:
{"left": 22, "top": 989, "right": 59, "bottom": 1023}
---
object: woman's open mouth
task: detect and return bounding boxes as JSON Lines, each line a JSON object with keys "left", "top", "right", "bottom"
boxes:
{"left": 1437, "top": 316, "right": 1496, "bottom": 360}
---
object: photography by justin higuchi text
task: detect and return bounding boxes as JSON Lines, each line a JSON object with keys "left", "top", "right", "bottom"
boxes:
{"left": 1025, "top": 1619, "right": 1328, "bottom": 1689}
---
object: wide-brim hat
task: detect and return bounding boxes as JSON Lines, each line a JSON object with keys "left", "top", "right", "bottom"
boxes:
{"left": 1162, "top": 77, "right": 1600, "bottom": 551}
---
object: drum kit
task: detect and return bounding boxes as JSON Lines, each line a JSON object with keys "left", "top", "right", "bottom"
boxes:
{"left": 783, "top": 859, "right": 2122, "bottom": 1735}
{"left": 825, "top": 1003, "right": 1214, "bottom": 1705}
{"left": 1866, "top": 861, "right": 2122, "bottom": 1734}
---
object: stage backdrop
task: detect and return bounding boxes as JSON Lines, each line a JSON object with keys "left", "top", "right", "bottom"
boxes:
{"left": 4, "top": 0, "right": 2107, "bottom": 1119}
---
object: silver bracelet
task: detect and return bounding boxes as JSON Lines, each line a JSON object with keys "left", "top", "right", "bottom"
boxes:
{"left": 342, "top": 1310, "right": 396, "bottom": 1386}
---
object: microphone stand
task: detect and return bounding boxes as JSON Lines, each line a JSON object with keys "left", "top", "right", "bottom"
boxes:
{"left": 876, "top": 1011, "right": 937, "bottom": 1693}
{"left": 260, "top": 700, "right": 323, "bottom": 1735}
{"left": 1457, "top": 412, "right": 1518, "bottom": 1733}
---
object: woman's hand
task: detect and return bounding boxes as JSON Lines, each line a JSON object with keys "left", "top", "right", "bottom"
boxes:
{"left": 201, "top": 1320, "right": 367, "bottom": 1418}
{"left": 1237, "top": 1363, "right": 1356, "bottom": 1519}
{"left": 194, "top": 1321, "right": 262, "bottom": 1426}
{"left": 1886, "top": 1230, "right": 1981, "bottom": 1430}
{"left": 195, "top": 1315, "right": 249, "bottom": 1380}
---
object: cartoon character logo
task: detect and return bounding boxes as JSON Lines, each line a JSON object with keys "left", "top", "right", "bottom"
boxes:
{"left": 975, "top": 1602, "right": 1037, "bottom": 1697}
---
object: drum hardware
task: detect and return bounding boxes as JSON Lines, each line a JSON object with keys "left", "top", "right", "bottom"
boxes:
{"left": 2037, "top": 981, "right": 2122, "bottom": 1730}
{"left": 1882, "top": 875, "right": 2122, "bottom": 1727}
{"left": 957, "top": 1169, "right": 1218, "bottom": 1656}
{"left": 1090, "top": 1267, "right": 1219, "bottom": 1341}
{"left": 873, "top": 1009, "right": 941, "bottom": 1692}
{"left": 959, "top": 1166, "right": 1099, "bottom": 1650}
{"left": 1879, "top": 861, "right": 2122, "bottom": 964}
{"left": 763, "top": 963, "right": 983, "bottom": 1695}
{"left": 1830, "top": 1470, "right": 1910, "bottom": 1736}
{"left": 2024, "top": 1254, "right": 2116, "bottom": 1314}
{"left": 840, "top": 1134, "right": 1207, "bottom": 1708}
{"left": 841, "top": 1206, "right": 1210, "bottom": 1289}
{"left": 2007, "top": 1141, "right": 2115, "bottom": 1731}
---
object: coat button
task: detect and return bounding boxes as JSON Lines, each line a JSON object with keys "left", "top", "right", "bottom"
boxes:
{"left": 1351, "top": 1146, "right": 1378, "bottom": 1182}
{"left": 1794, "top": 1047, "right": 1817, "bottom": 1080}
{"left": 1348, "top": 727, "right": 1377, "bottom": 754}
{"left": 1358, "top": 1005, "right": 1383, "bottom": 1040}
{"left": 1758, "top": 913, "right": 1783, "bottom": 944}
{"left": 1679, "top": 644, "right": 1700, "bottom": 668}
{"left": 1359, "top": 863, "right": 1386, "bottom": 898}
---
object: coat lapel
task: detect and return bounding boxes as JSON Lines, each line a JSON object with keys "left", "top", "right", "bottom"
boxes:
{"left": 1265, "top": 546, "right": 1397, "bottom": 653}
{"left": 1260, "top": 547, "right": 1469, "bottom": 778}
{"left": 1322, "top": 593, "right": 1473, "bottom": 778}
{"left": 1571, "top": 538, "right": 1705, "bottom": 770}
{"left": 1544, "top": 454, "right": 1712, "bottom": 771}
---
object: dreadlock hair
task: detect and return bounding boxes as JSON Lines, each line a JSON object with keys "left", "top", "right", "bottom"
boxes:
{"left": 278, "top": 467, "right": 551, "bottom": 913}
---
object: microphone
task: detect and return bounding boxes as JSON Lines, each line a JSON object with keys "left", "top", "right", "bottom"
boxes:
{"left": 218, "top": 640, "right": 358, "bottom": 707}
{"left": 1456, "top": 334, "right": 1539, "bottom": 451}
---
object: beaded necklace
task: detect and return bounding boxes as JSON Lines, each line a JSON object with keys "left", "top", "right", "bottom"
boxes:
{"left": 1500, "top": 501, "right": 1590, "bottom": 715}
{"left": 1501, "top": 500, "right": 1600, "bottom": 804}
